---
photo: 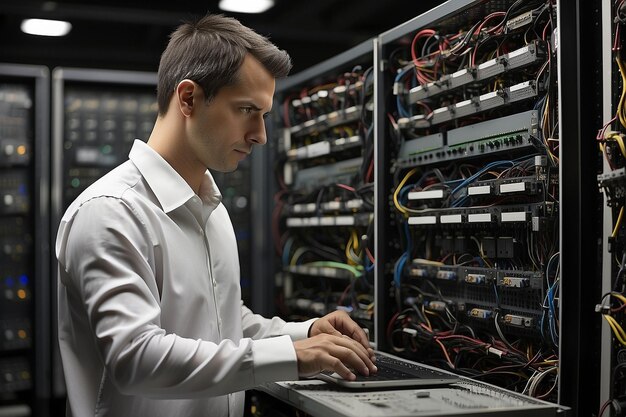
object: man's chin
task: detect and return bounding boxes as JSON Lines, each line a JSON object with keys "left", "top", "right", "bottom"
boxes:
{"left": 211, "top": 163, "right": 238, "bottom": 173}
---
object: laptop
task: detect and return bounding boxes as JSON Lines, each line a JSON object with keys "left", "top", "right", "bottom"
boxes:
{"left": 314, "top": 350, "right": 460, "bottom": 389}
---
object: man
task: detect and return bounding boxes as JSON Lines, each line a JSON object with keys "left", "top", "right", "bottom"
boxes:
{"left": 56, "top": 13, "right": 376, "bottom": 417}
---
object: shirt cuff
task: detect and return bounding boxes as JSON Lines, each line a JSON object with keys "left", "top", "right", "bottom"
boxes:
{"left": 281, "top": 318, "right": 318, "bottom": 341}
{"left": 251, "top": 335, "right": 299, "bottom": 384}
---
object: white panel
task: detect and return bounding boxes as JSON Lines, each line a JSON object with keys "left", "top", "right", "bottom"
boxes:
{"left": 440, "top": 214, "right": 463, "bottom": 224}
{"left": 501, "top": 211, "right": 528, "bottom": 222}
{"left": 408, "top": 189, "right": 444, "bottom": 200}
{"left": 468, "top": 213, "right": 492, "bottom": 223}
{"left": 499, "top": 182, "right": 527, "bottom": 193}
{"left": 408, "top": 216, "right": 437, "bottom": 225}
{"left": 335, "top": 216, "right": 355, "bottom": 226}
{"left": 467, "top": 185, "right": 491, "bottom": 195}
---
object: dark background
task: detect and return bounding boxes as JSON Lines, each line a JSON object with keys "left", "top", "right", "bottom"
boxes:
{"left": 0, "top": 0, "right": 445, "bottom": 74}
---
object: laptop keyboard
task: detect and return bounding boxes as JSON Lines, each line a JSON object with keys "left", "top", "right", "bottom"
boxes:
{"left": 351, "top": 353, "right": 457, "bottom": 382}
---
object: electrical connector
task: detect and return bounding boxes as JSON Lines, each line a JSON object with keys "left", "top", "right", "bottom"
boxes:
{"left": 402, "top": 328, "right": 418, "bottom": 337}
{"left": 595, "top": 302, "right": 610, "bottom": 314}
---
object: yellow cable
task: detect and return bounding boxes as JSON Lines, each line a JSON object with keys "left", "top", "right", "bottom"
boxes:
{"left": 616, "top": 55, "right": 626, "bottom": 128}
{"left": 604, "top": 315, "right": 626, "bottom": 346}
{"left": 613, "top": 206, "right": 624, "bottom": 238}
{"left": 611, "top": 291, "right": 626, "bottom": 305}
{"left": 345, "top": 233, "right": 355, "bottom": 265}
{"left": 351, "top": 229, "right": 360, "bottom": 253}
{"left": 617, "top": 135, "right": 626, "bottom": 158}
{"left": 393, "top": 167, "right": 419, "bottom": 215}
{"left": 421, "top": 304, "right": 433, "bottom": 329}
{"left": 607, "top": 131, "right": 626, "bottom": 158}
{"left": 345, "top": 230, "right": 361, "bottom": 265}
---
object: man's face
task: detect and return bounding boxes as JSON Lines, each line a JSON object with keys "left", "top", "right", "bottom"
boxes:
{"left": 187, "top": 54, "right": 275, "bottom": 173}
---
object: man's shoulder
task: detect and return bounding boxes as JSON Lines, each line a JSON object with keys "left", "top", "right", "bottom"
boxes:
{"left": 62, "top": 160, "right": 144, "bottom": 219}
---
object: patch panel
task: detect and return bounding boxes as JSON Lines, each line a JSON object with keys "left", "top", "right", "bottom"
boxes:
{"left": 289, "top": 105, "right": 361, "bottom": 137}
{"left": 286, "top": 135, "right": 361, "bottom": 161}
{"left": 396, "top": 110, "right": 539, "bottom": 168}
{"left": 398, "top": 81, "right": 540, "bottom": 129}
{"left": 284, "top": 264, "right": 360, "bottom": 280}
{"left": 406, "top": 203, "right": 555, "bottom": 228}
{"left": 406, "top": 41, "right": 546, "bottom": 103}
{"left": 285, "top": 213, "right": 372, "bottom": 228}
{"left": 290, "top": 157, "right": 363, "bottom": 190}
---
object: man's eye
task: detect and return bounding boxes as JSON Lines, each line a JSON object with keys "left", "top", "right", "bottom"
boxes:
{"left": 240, "top": 107, "right": 253, "bottom": 114}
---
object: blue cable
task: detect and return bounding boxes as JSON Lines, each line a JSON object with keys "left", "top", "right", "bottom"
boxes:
{"left": 282, "top": 236, "right": 294, "bottom": 266}
{"left": 394, "top": 222, "right": 412, "bottom": 287}
{"left": 449, "top": 160, "right": 515, "bottom": 207}
{"left": 395, "top": 66, "right": 415, "bottom": 118}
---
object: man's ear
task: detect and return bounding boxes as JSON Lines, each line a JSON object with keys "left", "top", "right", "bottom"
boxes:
{"left": 175, "top": 79, "right": 197, "bottom": 117}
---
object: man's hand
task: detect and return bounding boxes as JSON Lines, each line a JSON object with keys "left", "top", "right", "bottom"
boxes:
{"left": 293, "top": 333, "right": 376, "bottom": 380}
{"left": 294, "top": 310, "right": 376, "bottom": 380}
{"left": 309, "top": 310, "right": 374, "bottom": 357}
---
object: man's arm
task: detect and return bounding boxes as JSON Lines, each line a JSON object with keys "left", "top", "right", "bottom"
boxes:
{"left": 241, "top": 305, "right": 376, "bottom": 380}
{"left": 59, "top": 197, "right": 298, "bottom": 398}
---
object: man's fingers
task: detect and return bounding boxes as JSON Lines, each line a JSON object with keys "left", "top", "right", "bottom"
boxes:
{"left": 327, "top": 357, "right": 356, "bottom": 381}
{"left": 330, "top": 335, "right": 376, "bottom": 375}
{"left": 339, "top": 335, "right": 373, "bottom": 372}
{"left": 319, "top": 322, "right": 343, "bottom": 338}
{"left": 294, "top": 334, "right": 377, "bottom": 379}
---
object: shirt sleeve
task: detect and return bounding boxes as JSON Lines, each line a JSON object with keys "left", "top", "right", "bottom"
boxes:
{"left": 240, "top": 303, "right": 318, "bottom": 341}
{"left": 57, "top": 196, "right": 298, "bottom": 399}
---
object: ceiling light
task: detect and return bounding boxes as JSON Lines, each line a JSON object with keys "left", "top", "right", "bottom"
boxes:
{"left": 21, "top": 18, "right": 72, "bottom": 37}
{"left": 218, "top": 0, "right": 274, "bottom": 14}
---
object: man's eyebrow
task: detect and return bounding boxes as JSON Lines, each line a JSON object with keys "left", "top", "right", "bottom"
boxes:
{"left": 235, "top": 100, "right": 263, "bottom": 110}
{"left": 235, "top": 99, "right": 272, "bottom": 114}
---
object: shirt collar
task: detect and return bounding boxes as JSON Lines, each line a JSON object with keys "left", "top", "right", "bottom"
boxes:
{"left": 128, "top": 140, "right": 222, "bottom": 214}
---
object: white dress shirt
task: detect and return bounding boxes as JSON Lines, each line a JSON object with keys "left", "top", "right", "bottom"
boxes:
{"left": 56, "top": 140, "right": 314, "bottom": 417}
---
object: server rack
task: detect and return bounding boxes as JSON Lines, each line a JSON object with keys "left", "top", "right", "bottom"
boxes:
{"left": 0, "top": 64, "right": 49, "bottom": 417}
{"left": 269, "top": 40, "right": 377, "bottom": 340}
{"left": 270, "top": 0, "right": 600, "bottom": 415}
{"left": 597, "top": 0, "right": 626, "bottom": 416}
{"left": 375, "top": 0, "right": 585, "bottom": 409}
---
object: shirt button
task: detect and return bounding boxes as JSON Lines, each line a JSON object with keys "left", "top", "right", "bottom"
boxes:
{"left": 212, "top": 279, "right": 217, "bottom": 287}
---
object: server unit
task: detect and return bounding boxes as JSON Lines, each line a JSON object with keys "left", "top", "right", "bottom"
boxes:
{"left": 0, "top": 64, "right": 49, "bottom": 417}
